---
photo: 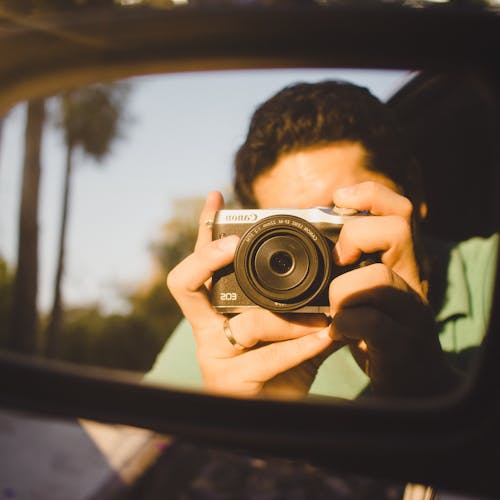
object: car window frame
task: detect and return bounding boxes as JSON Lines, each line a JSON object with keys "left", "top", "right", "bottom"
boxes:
{"left": 0, "top": 4, "right": 499, "bottom": 496}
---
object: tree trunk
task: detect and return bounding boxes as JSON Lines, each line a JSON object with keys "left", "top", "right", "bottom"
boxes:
{"left": 44, "top": 142, "right": 74, "bottom": 357}
{"left": 9, "top": 99, "right": 45, "bottom": 353}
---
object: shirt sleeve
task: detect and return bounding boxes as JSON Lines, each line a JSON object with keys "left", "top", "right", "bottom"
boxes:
{"left": 438, "top": 233, "right": 499, "bottom": 357}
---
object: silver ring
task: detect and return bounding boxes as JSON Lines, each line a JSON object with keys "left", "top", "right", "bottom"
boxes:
{"left": 205, "top": 218, "right": 214, "bottom": 228}
{"left": 223, "top": 318, "right": 247, "bottom": 351}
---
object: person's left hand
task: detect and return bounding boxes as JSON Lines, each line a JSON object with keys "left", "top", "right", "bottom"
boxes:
{"left": 329, "top": 182, "right": 460, "bottom": 397}
{"left": 333, "top": 181, "right": 424, "bottom": 298}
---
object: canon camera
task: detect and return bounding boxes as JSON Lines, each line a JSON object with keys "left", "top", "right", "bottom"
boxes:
{"left": 211, "top": 206, "right": 374, "bottom": 314}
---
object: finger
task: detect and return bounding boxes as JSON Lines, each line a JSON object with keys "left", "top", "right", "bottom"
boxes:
{"left": 166, "top": 235, "right": 239, "bottom": 328}
{"left": 333, "top": 181, "right": 413, "bottom": 219}
{"left": 333, "top": 216, "right": 425, "bottom": 296}
{"left": 208, "top": 311, "right": 330, "bottom": 355}
{"left": 335, "top": 215, "right": 412, "bottom": 264}
{"left": 329, "top": 263, "right": 424, "bottom": 318}
{"left": 195, "top": 191, "right": 225, "bottom": 252}
{"left": 333, "top": 215, "right": 421, "bottom": 293}
{"left": 332, "top": 305, "right": 401, "bottom": 349}
{"left": 332, "top": 302, "right": 432, "bottom": 356}
{"left": 240, "top": 327, "right": 334, "bottom": 383}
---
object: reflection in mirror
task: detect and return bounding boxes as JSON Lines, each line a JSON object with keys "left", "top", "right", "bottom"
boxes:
{"left": 0, "top": 68, "right": 498, "bottom": 402}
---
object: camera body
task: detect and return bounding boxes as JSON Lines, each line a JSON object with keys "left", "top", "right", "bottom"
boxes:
{"left": 211, "top": 207, "right": 371, "bottom": 314}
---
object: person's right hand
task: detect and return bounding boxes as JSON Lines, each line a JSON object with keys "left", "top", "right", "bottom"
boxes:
{"left": 166, "top": 191, "right": 337, "bottom": 399}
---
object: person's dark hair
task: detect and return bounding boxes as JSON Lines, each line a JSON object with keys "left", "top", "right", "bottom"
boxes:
{"left": 234, "top": 80, "right": 423, "bottom": 209}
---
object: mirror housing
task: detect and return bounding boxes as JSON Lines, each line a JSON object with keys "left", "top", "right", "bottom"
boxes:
{"left": 1, "top": 4, "right": 500, "bottom": 496}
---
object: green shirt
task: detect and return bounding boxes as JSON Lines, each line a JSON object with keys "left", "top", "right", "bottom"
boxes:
{"left": 145, "top": 234, "right": 499, "bottom": 398}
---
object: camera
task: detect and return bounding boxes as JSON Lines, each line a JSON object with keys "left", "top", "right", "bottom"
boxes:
{"left": 211, "top": 206, "right": 374, "bottom": 314}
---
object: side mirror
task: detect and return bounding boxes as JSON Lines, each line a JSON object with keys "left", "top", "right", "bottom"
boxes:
{"left": 1, "top": 4, "right": 500, "bottom": 497}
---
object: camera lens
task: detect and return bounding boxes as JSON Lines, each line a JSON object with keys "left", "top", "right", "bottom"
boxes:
{"left": 269, "top": 251, "right": 294, "bottom": 275}
{"left": 253, "top": 235, "right": 309, "bottom": 292}
{"left": 234, "top": 215, "right": 332, "bottom": 312}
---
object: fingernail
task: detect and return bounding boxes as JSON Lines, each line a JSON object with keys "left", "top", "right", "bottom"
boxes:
{"left": 328, "top": 322, "right": 346, "bottom": 343}
{"left": 317, "top": 327, "right": 333, "bottom": 340}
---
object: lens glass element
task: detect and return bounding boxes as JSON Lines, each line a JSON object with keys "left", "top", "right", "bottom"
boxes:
{"left": 269, "top": 251, "right": 294, "bottom": 276}
{"left": 253, "top": 235, "right": 310, "bottom": 292}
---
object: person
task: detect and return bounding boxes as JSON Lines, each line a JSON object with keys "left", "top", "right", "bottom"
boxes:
{"left": 146, "top": 80, "right": 498, "bottom": 400}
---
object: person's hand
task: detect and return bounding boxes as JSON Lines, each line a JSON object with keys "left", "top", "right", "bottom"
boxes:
{"left": 167, "top": 191, "right": 338, "bottom": 398}
{"left": 333, "top": 181, "right": 424, "bottom": 298}
{"left": 330, "top": 181, "right": 460, "bottom": 397}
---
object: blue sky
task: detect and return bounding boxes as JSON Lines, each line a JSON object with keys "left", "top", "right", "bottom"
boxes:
{"left": 0, "top": 68, "right": 412, "bottom": 314}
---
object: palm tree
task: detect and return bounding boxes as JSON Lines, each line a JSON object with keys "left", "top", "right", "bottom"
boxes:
{"left": 9, "top": 99, "right": 46, "bottom": 353}
{"left": 44, "top": 83, "right": 130, "bottom": 357}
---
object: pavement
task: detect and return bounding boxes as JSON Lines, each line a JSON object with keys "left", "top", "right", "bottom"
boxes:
{"left": 0, "top": 408, "right": 169, "bottom": 500}
{"left": 0, "top": 409, "right": 483, "bottom": 500}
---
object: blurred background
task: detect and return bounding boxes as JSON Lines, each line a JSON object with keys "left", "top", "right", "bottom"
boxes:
{"left": 0, "top": 68, "right": 411, "bottom": 374}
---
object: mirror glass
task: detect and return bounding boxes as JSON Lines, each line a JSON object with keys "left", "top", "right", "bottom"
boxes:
{"left": 0, "top": 68, "right": 498, "bottom": 401}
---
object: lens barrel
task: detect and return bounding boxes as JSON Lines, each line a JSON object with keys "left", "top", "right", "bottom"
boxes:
{"left": 234, "top": 215, "right": 332, "bottom": 312}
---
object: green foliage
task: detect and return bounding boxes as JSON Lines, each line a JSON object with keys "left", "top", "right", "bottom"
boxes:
{"left": 129, "top": 280, "right": 183, "bottom": 339}
{"left": 46, "top": 195, "right": 206, "bottom": 372}
{"left": 57, "top": 82, "right": 131, "bottom": 161}
{"left": 150, "top": 196, "right": 206, "bottom": 272}
{"left": 56, "top": 306, "right": 169, "bottom": 372}
{"left": 44, "top": 81, "right": 132, "bottom": 358}
{"left": 48, "top": 277, "right": 183, "bottom": 372}
{"left": 91, "top": 314, "right": 165, "bottom": 371}
{"left": 151, "top": 193, "right": 238, "bottom": 271}
{"left": 3, "top": 172, "right": 228, "bottom": 373}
